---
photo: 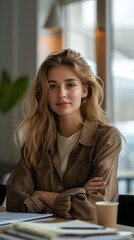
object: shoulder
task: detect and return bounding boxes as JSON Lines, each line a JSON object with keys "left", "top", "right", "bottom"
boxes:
{"left": 84, "top": 119, "right": 121, "bottom": 136}
{"left": 82, "top": 120, "right": 122, "bottom": 146}
{"left": 97, "top": 123, "right": 121, "bottom": 138}
{"left": 96, "top": 123, "right": 122, "bottom": 149}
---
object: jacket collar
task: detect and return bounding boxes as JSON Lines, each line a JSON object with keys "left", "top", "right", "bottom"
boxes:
{"left": 78, "top": 120, "right": 98, "bottom": 147}
{"left": 50, "top": 119, "right": 98, "bottom": 153}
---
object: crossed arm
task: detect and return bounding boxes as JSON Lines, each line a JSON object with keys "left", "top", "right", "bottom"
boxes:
{"left": 32, "top": 177, "right": 105, "bottom": 208}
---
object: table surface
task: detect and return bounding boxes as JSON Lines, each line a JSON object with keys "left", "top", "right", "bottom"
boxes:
{"left": 0, "top": 206, "right": 134, "bottom": 239}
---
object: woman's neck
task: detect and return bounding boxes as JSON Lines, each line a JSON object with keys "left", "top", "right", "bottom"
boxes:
{"left": 58, "top": 114, "right": 83, "bottom": 137}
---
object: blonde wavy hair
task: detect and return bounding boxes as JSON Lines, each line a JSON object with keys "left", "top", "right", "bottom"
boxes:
{"left": 16, "top": 48, "right": 109, "bottom": 169}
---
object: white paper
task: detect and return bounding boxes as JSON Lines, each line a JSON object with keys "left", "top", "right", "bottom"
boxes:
{"left": 11, "top": 219, "right": 118, "bottom": 236}
{"left": 3, "top": 220, "right": 133, "bottom": 240}
{"left": 0, "top": 211, "right": 53, "bottom": 226}
{"left": 55, "top": 231, "right": 133, "bottom": 240}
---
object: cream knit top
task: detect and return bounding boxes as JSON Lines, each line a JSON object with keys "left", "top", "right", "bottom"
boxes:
{"left": 57, "top": 129, "right": 82, "bottom": 175}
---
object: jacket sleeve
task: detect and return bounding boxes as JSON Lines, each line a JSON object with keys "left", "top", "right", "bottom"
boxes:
{"left": 6, "top": 159, "right": 51, "bottom": 213}
{"left": 53, "top": 127, "right": 122, "bottom": 220}
{"left": 54, "top": 188, "right": 97, "bottom": 219}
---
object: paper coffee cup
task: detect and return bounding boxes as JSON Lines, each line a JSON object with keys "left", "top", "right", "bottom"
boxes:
{"left": 95, "top": 201, "right": 119, "bottom": 228}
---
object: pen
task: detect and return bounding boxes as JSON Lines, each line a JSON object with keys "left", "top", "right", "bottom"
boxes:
{"left": 61, "top": 227, "right": 106, "bottom": 230}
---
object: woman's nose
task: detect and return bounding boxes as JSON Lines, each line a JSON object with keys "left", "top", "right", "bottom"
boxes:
{"left": 58, "top": 86, "right": 66, "bottom": 98}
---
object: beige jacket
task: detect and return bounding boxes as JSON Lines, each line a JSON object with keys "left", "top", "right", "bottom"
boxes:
{"left": 6, "top": 120, "right": 122, "bottom": 220}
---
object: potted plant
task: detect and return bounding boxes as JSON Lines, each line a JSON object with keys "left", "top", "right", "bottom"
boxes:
{"left": 0, "top": 70, "right": 29, "bottom": 183}
{"left": 0, "top": 70, "right": 29, "bottom": 113}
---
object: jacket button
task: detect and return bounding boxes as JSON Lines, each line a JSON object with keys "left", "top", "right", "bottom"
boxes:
{"left": 57, "top": 185, "right": 62, "bottom": 192}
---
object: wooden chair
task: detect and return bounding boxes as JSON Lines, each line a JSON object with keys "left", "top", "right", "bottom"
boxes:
{"left": 117, "top": 194, "right": 134, "bottom": 226}
{"left": 0, "top": 184, "right": 6, "bottom": 205}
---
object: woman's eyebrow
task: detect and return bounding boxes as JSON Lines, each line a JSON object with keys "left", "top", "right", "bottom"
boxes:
{"left": 48, "top": 80, "right": 56, "bottom": 84}
{"left": 66, "top": 79, "right": 77, "bottom": 82}
{"left": 48, "top": 79, "right": 77, "bottom": 83}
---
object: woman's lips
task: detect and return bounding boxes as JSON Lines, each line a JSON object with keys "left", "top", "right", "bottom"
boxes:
{"left": 56, "top": 101, "right": 70, "bottom": 106}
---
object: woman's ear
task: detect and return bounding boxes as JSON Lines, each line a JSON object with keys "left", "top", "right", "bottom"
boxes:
{"left": 82, "top": 85, "right": 88, "bottom": 98}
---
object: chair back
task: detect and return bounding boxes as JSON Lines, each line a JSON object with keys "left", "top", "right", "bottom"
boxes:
{"left": 0, "top": 184, "right": 6, "bottom": 205}
{"left": 117, "top": 194, "right": 134, "bottom": 226}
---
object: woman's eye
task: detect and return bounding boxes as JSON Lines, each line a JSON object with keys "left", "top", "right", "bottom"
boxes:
{"left": 49, "top": 85, "right": 57, "bottom": 90}
{"left": 67, "top": 82, "right": 76, "bottom": 88}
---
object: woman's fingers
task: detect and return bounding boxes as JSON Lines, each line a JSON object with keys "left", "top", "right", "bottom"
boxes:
{"left": 87, "top": 177, "right": 103, "bottom": 182}
{"left": 85, "top": 185, "right": 105, "bottom": 191}
{"left": 84, "top": 177, "right": 106, "bottom": 191}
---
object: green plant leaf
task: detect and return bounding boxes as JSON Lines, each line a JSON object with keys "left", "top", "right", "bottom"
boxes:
{"left": 7, "top": 76, "right": 29, "bottom": 111}
{"left": 0, "top": 70, "right": 29, "bottom": 113}
{"left": 0, "top": 70, "right": 10, "bottom": 86}
{"left": 0, "top": 71, "right": 12, "bottom": 112}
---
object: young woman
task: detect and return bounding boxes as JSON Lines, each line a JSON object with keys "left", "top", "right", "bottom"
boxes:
{"left": 6, "top": 49, "right": 122, "bottom": 220}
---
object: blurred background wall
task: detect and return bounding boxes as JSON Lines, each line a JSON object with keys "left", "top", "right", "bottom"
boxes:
{"left": 0, "top": 0, "right": 40, "bottom": 177}
{"left": 0, "top": 0, "right": 62, "bottom": 179}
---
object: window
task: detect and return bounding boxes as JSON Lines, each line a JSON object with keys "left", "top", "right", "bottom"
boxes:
{"left": 63, "top": 0, "right": 134, "bottom": 194}
{"left": 112, "top": 0, "right": 134, "bottom": 194}
{"left": 63, "top": 0, "right": 97, "bottom": 74}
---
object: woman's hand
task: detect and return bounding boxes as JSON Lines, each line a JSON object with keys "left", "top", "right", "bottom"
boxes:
{"left": 84, "top": 177, "right": 105, "bottom": 191}
{"left": 32, "top": 191, "right": 60, "bottom": 208}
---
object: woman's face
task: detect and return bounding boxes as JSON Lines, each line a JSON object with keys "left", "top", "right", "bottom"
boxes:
{"left": 47, "top": 65, "right": 88, "bottom": 118}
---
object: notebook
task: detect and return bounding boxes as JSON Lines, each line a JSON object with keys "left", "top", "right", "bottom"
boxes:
{"left": 0, "top": 212, "right": 53, "bottom": 226}
{"left": 2, "top": 220, "right": 133, "bottom": 240}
